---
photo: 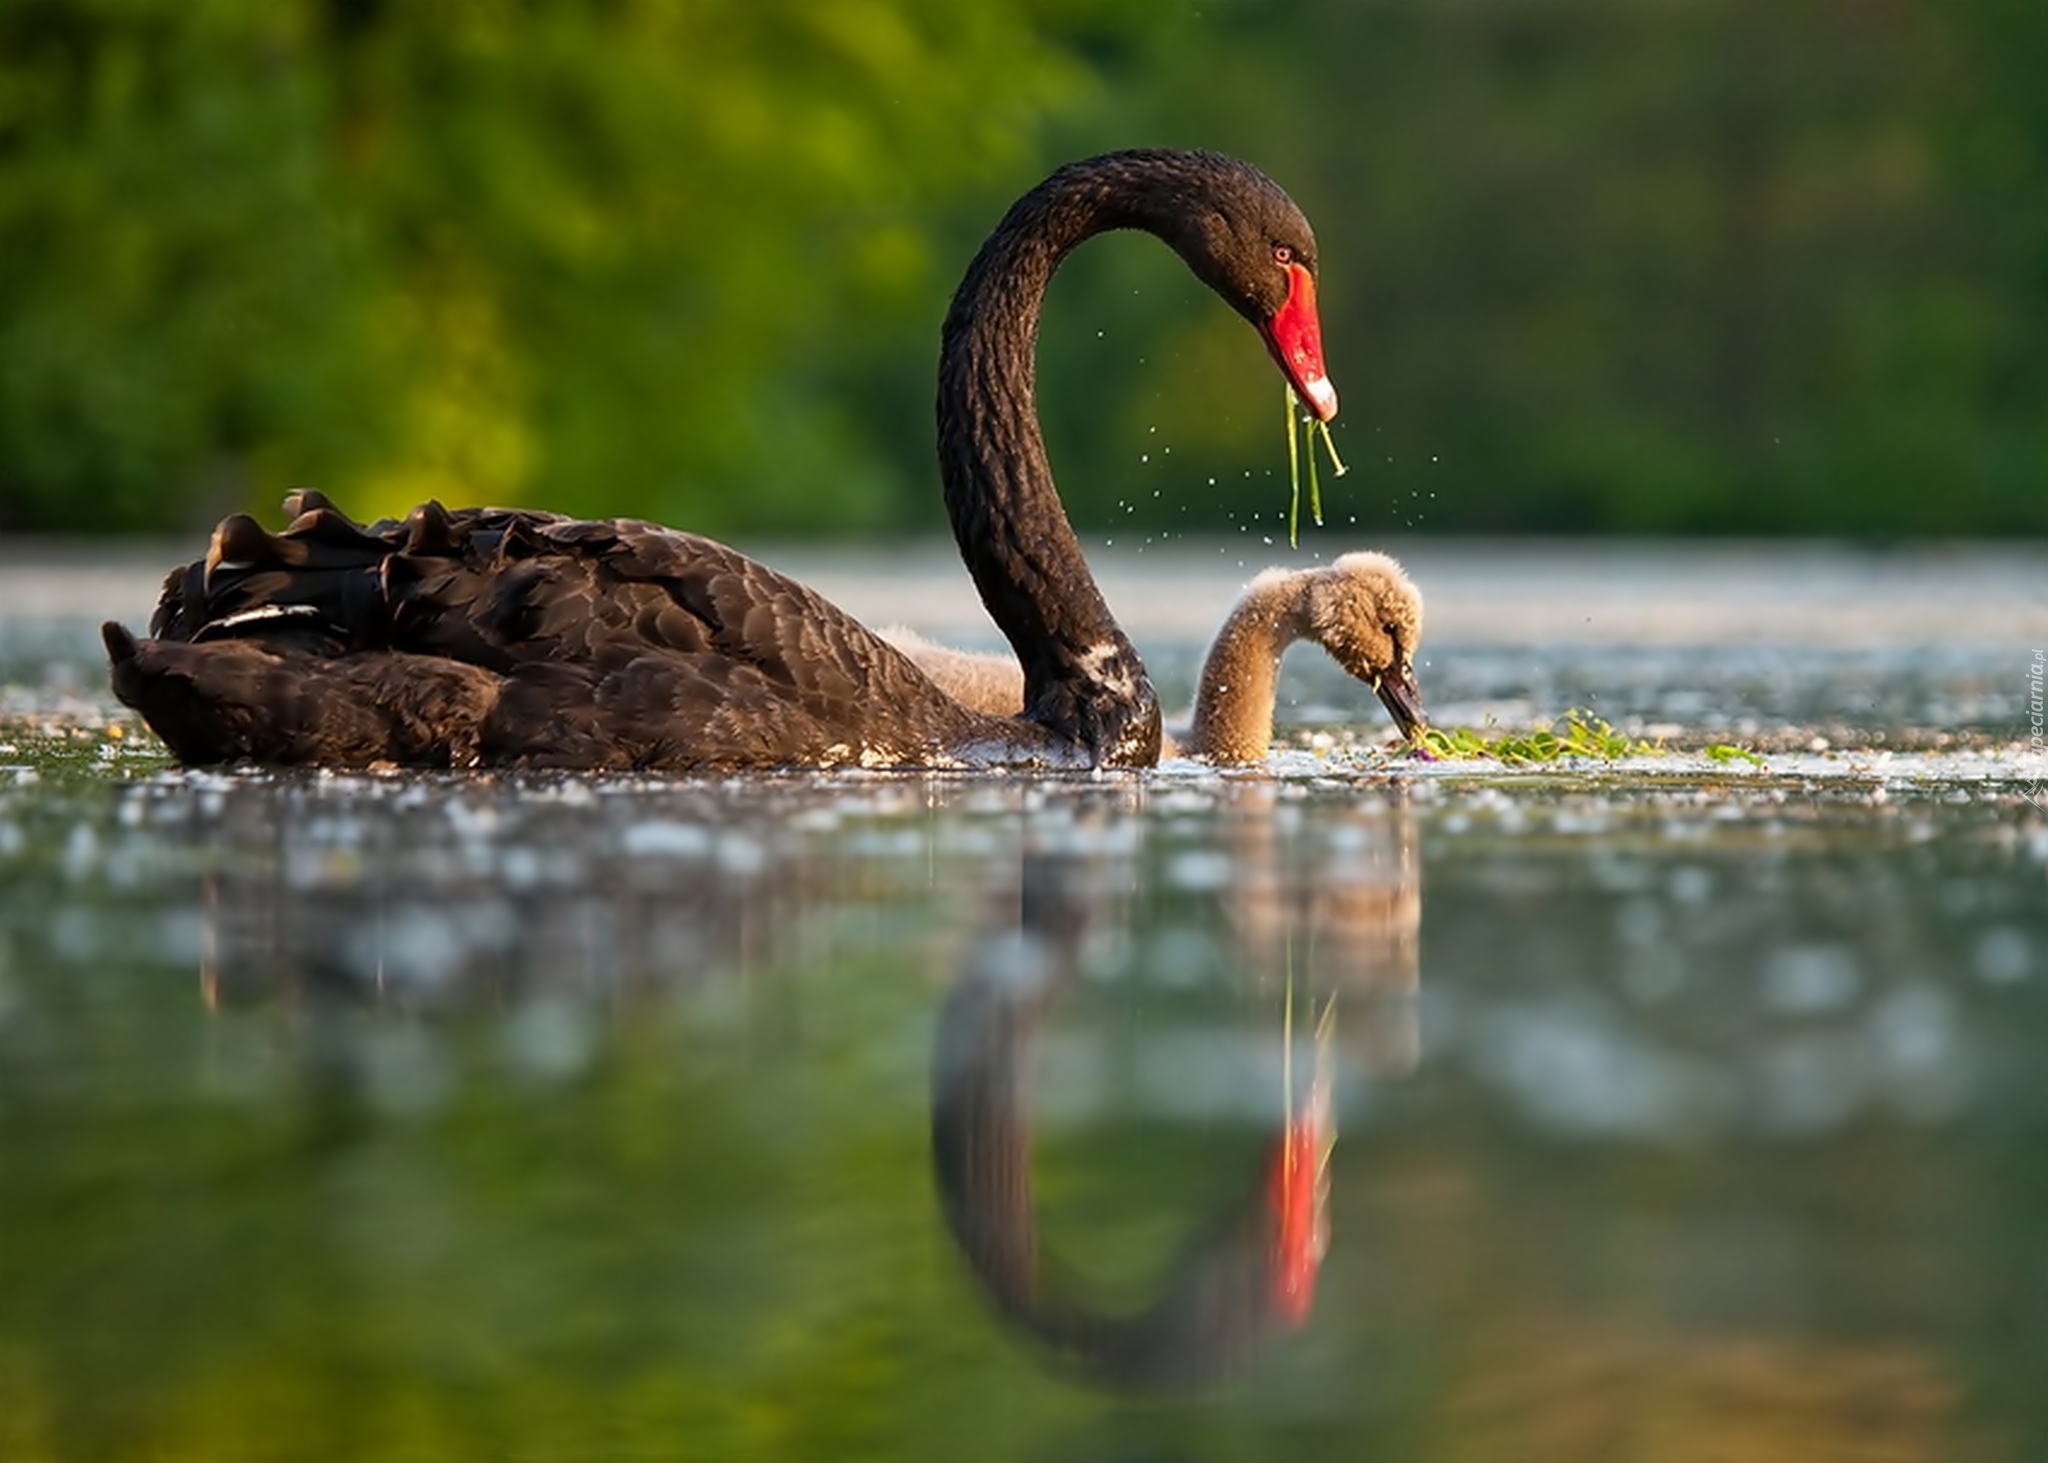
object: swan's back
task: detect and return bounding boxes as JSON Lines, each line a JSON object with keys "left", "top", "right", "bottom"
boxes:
{"left": 115, "top": 498, "right": 1004, "bottom": 770}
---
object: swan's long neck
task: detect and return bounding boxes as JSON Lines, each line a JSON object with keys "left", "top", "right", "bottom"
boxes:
{"left": 938, "top": 162, "right": 1162, "bottom": 765}
{"left": 1184, "top": 571, "right": 1309, "bottom": 763}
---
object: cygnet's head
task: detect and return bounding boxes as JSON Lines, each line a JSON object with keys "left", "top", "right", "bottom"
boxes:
{"left": 1298, "top": 551, "right": 1426, "bottom": 739}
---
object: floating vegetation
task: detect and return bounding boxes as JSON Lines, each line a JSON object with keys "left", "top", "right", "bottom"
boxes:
{"left": 1419, "top": 712, "right": 1656, "bottom": 764}
{"left": 1413, "top": 714, "right": 1778, "bottom": 769}
{"left": 1284, "top": 387, "right": 1347, "bottom": 547}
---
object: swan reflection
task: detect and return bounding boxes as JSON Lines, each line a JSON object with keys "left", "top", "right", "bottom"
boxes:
{"left": 1215, "top": 782, "right": 1421, "bottom": 1078}
{"left": 178, "top": 778, "right": 835, "bottom": 1010}
{"left": 167, "top": 773, "right": 1423, "bottom": 1393}
{"left": 930, "top": 786, "right": 1422, "bottom": 1392}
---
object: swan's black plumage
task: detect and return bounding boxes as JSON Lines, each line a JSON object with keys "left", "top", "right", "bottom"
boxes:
{"left": 110, "top": 499, "right": 993, "bottom": 769}
{"left": 106, "top": 150, "right": 1333, "bottom": 770}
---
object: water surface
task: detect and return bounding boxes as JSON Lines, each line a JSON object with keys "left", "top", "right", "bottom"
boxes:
{"left": 1, "top": 739, "right": 2043, "bottom": 1461}
{"left": 3, "top": 539, "right": 2045, "bottom": 1459}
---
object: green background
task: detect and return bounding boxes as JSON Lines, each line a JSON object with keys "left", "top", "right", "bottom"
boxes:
{"left": 1, "top": 0, "right": 2041, "bottom": 539}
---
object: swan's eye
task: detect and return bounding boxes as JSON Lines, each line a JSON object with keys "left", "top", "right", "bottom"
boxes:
{"left": 1273, "top": 244, "right": 1293, "bottom": 265}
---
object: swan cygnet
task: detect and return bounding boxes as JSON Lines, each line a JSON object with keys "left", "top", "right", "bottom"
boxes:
{"left": 883, "top": 551, "right": 1425, "bottom": 764}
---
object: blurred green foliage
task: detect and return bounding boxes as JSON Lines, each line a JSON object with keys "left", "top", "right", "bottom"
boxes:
{"left": 0, "top": 0, "right": 2041, "bottom": 538}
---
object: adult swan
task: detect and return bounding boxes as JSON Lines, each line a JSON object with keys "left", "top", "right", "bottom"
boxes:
{"left": 104, "top": 150, "right": 1340, "bottom": 771}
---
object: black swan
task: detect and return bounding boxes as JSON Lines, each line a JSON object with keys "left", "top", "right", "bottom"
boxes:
{"left": 881, "top": 551, "right": 1426, "bottom": 762}
{"left": 104, "top": 149, "right": 1338, "bottom": 771}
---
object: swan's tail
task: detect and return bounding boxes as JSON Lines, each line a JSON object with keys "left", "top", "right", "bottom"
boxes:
{"left": 104, "top": 617, "right": 502, "bottom": 768}
{"left": 107, "top": 492, "right": 532, "bottom": 766}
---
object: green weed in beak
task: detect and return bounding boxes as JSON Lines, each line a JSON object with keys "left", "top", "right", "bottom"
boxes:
{"left": 1284, "top": 388, "right": 1348, "bottom": 547}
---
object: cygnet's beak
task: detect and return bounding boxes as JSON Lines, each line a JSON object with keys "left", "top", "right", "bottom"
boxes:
{"left": 1373, "top": 662, "right": 1427, "bottom": 742}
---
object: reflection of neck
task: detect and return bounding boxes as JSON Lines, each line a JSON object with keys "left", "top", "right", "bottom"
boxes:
{"left": 930, "top": 853, "right": 1313, "bottom": 1394}
{"left": 1185, "top": 572, "right": 1308, "bottom": 763}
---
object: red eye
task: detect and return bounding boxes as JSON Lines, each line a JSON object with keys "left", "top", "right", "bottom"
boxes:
{"left": 1273, "top": 244, "right": 1294, "bottom": 265}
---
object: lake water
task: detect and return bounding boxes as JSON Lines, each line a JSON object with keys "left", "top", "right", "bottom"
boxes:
{"left": 2, "top": 542, "right": 2046, "bottom": 1460}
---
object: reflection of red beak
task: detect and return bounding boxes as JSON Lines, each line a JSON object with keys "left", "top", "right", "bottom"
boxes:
{"left": 1267, "top": 1078, "right": 1333, "bottom": 1326}
{"left": 1261, "top": 262, "right": 1339, "bottom": 422}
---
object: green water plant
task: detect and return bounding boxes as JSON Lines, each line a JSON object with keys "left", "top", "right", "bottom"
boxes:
{"left": 1415, "top": 714, "right": 1773, "bottom": 768}
{"left": 1284, "top": 387, "right": 1347, "bottom": 546}
{"left": 1418, "top": 712, "right": 1655, "bottom": 764}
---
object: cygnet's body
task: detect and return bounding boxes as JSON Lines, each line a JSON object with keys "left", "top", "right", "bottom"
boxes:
{"left": 883, "top": 552, "right": 1424, "bottom": 764}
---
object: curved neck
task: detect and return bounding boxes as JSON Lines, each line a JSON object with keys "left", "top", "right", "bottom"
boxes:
{"left": 1185, "top": 572, "right": 1309, "bottom": 763}
{"left": 938, "top": 157, "right": 1165, "bottom": 765}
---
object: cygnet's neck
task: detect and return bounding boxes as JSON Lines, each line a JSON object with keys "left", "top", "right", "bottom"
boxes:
{"left": 1183, "top": 569, "right": 1312, "bottom": 763}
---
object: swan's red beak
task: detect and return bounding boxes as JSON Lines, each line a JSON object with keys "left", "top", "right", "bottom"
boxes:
{"left": 1262, "top": 262, "right": 1338, "bottom": 422}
